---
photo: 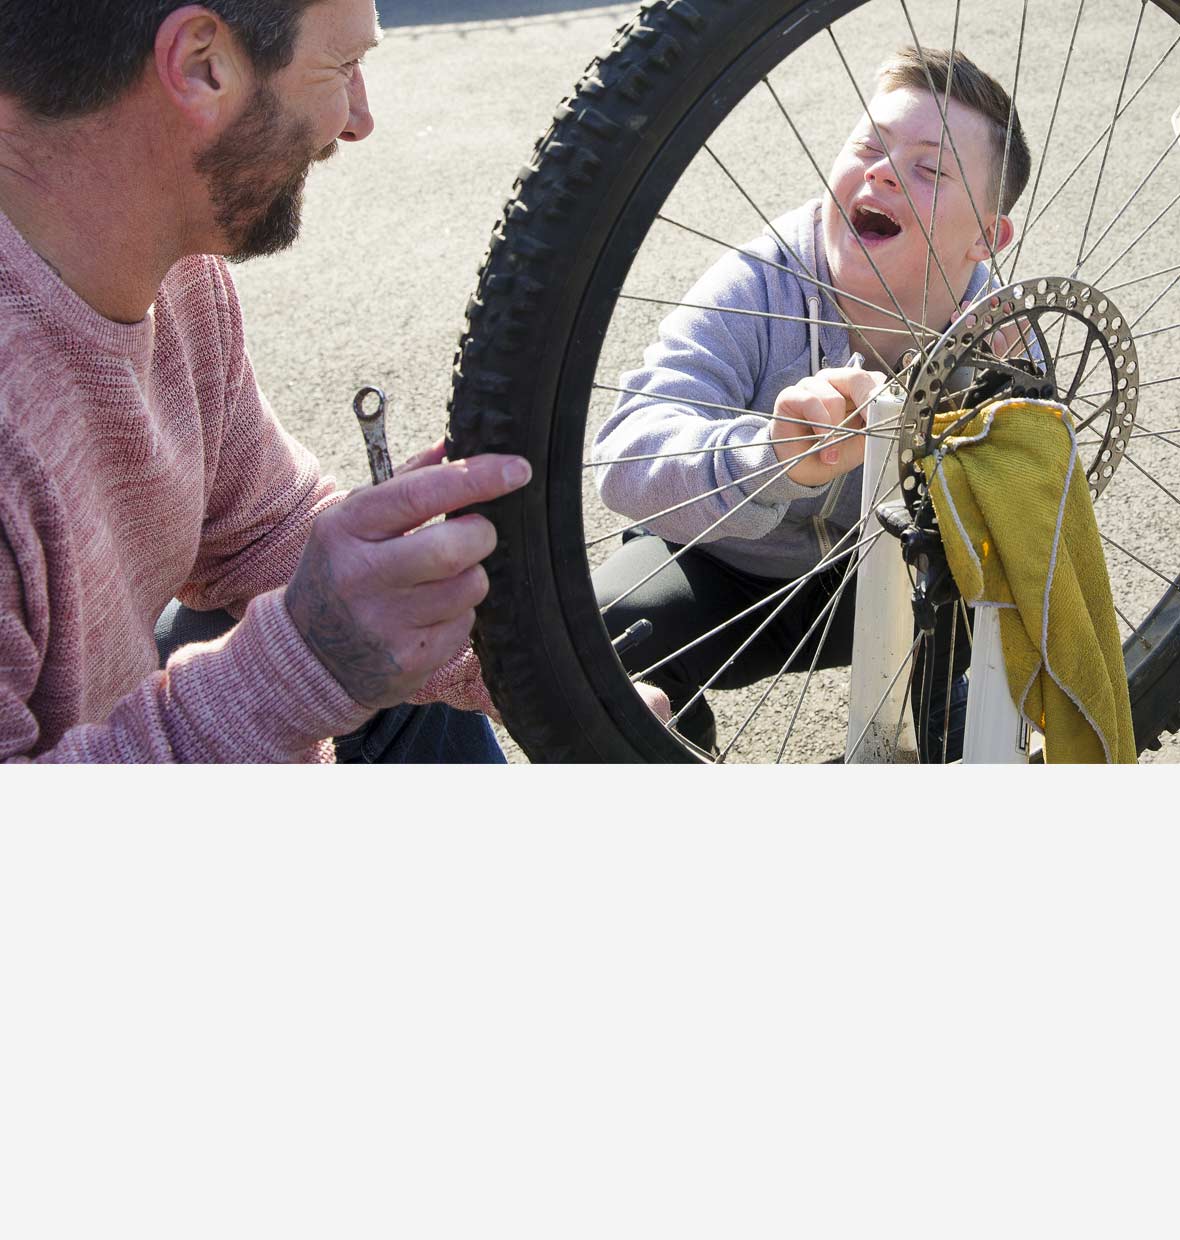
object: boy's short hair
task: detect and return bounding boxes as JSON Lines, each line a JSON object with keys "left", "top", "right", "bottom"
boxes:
{"left": 876, "top": 46, "right": 1031, "bottom": 217}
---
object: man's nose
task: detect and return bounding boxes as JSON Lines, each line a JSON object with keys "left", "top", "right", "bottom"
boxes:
{"left": 341, "top": 67, "right": 375, "bottom": 143}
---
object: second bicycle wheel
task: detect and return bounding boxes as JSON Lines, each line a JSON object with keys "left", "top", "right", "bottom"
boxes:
{"left": 449, "top": 0, "right": 1180, "bottom": 762}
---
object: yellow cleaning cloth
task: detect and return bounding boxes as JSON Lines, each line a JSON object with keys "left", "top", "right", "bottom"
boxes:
{"left": 922, "top": 398, "right": 1135, "bottom": 763}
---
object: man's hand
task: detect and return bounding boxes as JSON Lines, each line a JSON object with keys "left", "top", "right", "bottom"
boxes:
{"left": 285, "top": 445, "right": 531, "bottom": 710}
{"left": 770, "top": 366, "right": 886, "bottom": 487}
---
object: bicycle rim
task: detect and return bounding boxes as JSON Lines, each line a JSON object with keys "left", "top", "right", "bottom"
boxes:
{"left": 449, "top": 0, "right": 1180, "bottom": 762}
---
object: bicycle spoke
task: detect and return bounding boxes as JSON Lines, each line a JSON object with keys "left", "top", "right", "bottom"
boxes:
{"left": 696, "top": 142, "right": 901, "bottom": 378}
{"left": 1073, "top": 4, "right": 1147, "bottom": 275}
{"left": 826, "top": 25, "right": 959, "bottom": 311}
{"left": 585, "top": 423, "right": 902, "bottom": 470}
{"left": 634, "top": 528, "right": 888, "bottom": 697}
{"left": 914, "top": 628, "right": 933, "bottom": 761}
{"left": 845, "top": 633, "right": 925, "bottom": 762}
{"left": 888, "top": 644, "right": 923, "bottom": 759}
{"left": 1101, "top": 530, "right": 1180, "bottom": 593}
{"left": 654, "top": 215, "right": 917, "bottom": 346}
{"left": 898, "top": 6, "right": 1007, "bottom": 286}
{"left": 707, "top": 413, "right": 906, "bottom": 756}
{"left": 592, "top": 380, "right": 904, "bottom": 431}
{"left": 1130, "top": 269, "right": 1180, "bottom": 332}
{"left": 716, "top": 535, "right": 873, "bottom": 759}
{"left": 1006, "top": 0, "right": 1086, "bottom": 280}
{"left": 1126, "top": 423, "right": 1180, "bottom": 447}
{"left": 1076, "top": 134, "right": 1180, "bottom": 277}
{"left": 1074, "top": 396, "right": 1116, "bottom": 436}
{"left": 1065, "top": 328, "right": 1095, "bottom": 403}
{"left": 920, "top": 0, "right": 961, "bottom": 327}
{"left": 993, "top": 0, "right": 1028, "bottom": 254}
{"left": 588, "top": 422, "right": 892, "bottom": 557}
{"left": 761, "top": 77, "right": 928, "bottom": 356}
{"left": 939, "top": 602, "right": 959, "bottom": 764}
{"left": 1067, "top": 270, "right": 1180, "bottom": 404}
{"left": 595, "top": 423, "right": 881, "bottom": 603}
{"left": 778, "top": 571, "right": 868, "bottom": 762}
{"left": 633, "top": 527, "right": 882, "bottom": 691}
{"left": 1015, "top": 32, "right": 1180, "bottom": 251}
{"left": 668, "top": 527, "right": 889, "bottom": 734}
{"left": 1057, "top": 319, "right": 1180, "bottom": 362}
{"left": 1105, "top": 262, "right": 1180, "bottom": 294}
{"left": 1119, "top": 447, "right": 1180, "bottom": 509}
{"left": 1078, "top": 373, "right": 1180, "bottom": 401}
{"left": 618, "top": 291, "right": 934, "bottom": 337}
{"left": 592, "top": 367, "right": 910, "bottom": 565}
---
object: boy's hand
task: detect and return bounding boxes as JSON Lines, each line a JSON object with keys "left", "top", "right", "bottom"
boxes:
{"left": 770, "top": 367, "right": 886, "bottom": 487}
{"left": 285, "top": 449, "right": 531, "bottom": 710}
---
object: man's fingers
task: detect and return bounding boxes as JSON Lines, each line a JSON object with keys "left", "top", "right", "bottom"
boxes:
{"left": 341, "top": 453, "right": 532, "bottom": 539}
{"left": 396, "top": 566, "right": 490, "bottom": 627}
{"left": 373, "top": 513, "right": 498, "bottom": 587}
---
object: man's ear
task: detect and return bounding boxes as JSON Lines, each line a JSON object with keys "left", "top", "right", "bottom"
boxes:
{"left": 967, "top": 213, "right": 1015, "bottom": 261}
{"left": 153, "top": 5, "right": 248, "bottom": 131}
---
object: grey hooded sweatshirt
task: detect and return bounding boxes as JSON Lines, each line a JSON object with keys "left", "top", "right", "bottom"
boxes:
{"left": 592, "top": 199, "right": 991, "bottom": 579}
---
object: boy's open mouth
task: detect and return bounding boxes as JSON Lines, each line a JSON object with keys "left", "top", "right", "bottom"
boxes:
{"left": 851, "top": 203, "right": 902, "bottom": 240}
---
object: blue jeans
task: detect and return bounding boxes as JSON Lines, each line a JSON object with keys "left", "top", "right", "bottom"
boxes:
{"left": 154, "top": 600, "right": 505, "bottom": 764}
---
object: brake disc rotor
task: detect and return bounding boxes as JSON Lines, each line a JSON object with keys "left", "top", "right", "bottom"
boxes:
{"left": 897, "top": 277, "right": 1140, "bottom": 514}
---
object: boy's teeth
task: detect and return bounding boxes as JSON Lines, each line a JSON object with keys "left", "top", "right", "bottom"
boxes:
{"left": 853, "top": 205, "right": 901, "bottom": 238}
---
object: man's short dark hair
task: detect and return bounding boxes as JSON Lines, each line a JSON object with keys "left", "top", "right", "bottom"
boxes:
{"left": 876, "top": 46, "right": 1032, "bottom": 216}
{"left": 0, "top": 1, "right": 321, "bottom": 121}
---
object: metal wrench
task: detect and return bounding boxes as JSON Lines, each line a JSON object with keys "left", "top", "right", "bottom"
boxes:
{"left": 352, "top": 385, "right": 393, "bottom": 485}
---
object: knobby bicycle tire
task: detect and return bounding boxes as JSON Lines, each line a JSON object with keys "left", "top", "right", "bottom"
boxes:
{"left": 448, "top": 0, "right": 1180, "bottom": 762}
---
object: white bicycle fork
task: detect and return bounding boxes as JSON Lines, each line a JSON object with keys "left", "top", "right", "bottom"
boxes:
{"left": 845, "top": 387, "right": 1030, "bottom": 764}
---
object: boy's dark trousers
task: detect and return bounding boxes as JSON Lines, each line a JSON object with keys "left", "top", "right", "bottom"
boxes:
{"left": 593, "top": 533, "right": 969, "bottom": 760}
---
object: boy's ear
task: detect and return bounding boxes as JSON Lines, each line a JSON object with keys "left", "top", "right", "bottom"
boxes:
{"left": 967, "top": 214, "right": 1015, "bottom": 261}
{"left": 153, "top": 5, "right": 249, "bottom": 134}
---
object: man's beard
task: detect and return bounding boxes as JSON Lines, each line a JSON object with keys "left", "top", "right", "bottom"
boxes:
{"left": 194, "top": 83, "right": 336, "bottom": 263}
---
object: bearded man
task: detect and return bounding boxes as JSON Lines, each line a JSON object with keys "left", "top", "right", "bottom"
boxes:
{"left": 0, "top": 0, "right": 533, "bottom": 762}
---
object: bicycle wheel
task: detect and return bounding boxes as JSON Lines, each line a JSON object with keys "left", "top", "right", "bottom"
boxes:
{"left": 448, "top": 0, "right": 1180, "bottom": 762}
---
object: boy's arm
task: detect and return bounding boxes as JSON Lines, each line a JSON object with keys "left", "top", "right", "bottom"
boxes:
{"left": 592, "top": 245, "right": 828, "bottom": 545}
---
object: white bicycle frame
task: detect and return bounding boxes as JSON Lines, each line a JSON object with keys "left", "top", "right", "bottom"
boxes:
{"left": 845, "top": 385, "right": 1031, "bottom": 764}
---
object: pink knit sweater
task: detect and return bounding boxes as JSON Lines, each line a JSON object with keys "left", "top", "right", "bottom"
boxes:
{"left": 0, "top": 210, "right": 490, "bottom": 762}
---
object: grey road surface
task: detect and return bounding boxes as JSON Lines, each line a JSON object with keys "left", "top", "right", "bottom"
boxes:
{"left": 232, "top": 1, "right": 1180, "bottom": 763}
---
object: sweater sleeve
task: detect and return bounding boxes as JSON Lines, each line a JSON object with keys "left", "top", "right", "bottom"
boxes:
{"left": 592, "top": 245, "right": 826, "bottom": 545}
{"left": 0, "top": 505, "right": 374, "bottom": 763}
{"left": 176, "top": 257, "right": 342, "bottom": 618}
